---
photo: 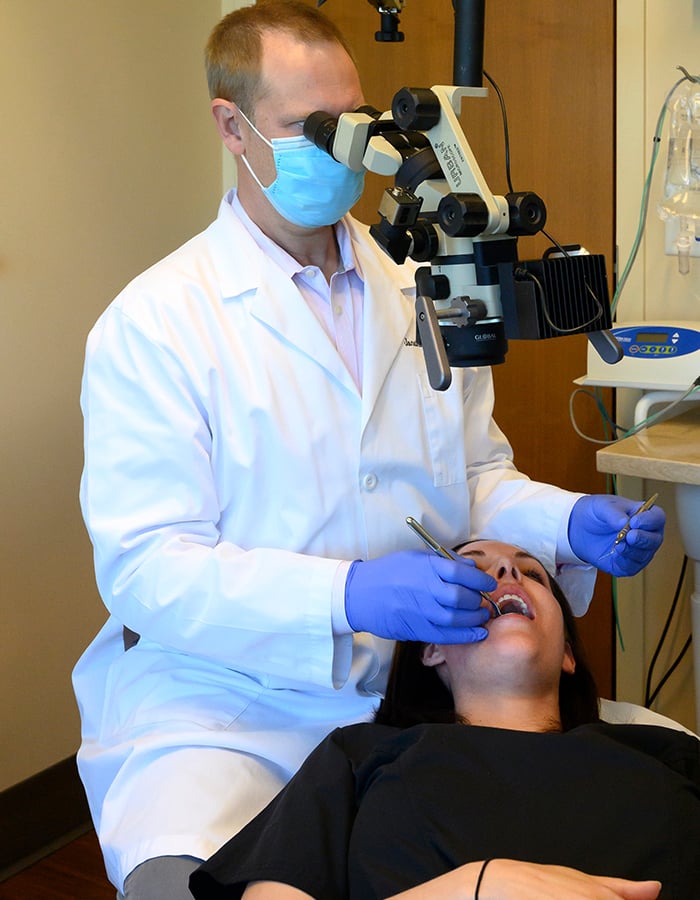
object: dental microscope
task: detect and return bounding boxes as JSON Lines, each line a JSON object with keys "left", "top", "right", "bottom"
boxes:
{"left": 309, "top": 0, "right": 620, "bottom": 390}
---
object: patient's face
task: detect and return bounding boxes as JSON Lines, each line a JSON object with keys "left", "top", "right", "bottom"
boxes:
{"left": 457, "top": 540, "right": 553, "bottom": 620}
{"left": 423, "top": 540, "right": 575, "bottom": 691}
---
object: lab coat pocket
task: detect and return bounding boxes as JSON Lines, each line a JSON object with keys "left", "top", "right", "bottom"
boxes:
{"left": 99, "top": 644, "right": 264, "bottom": 741}
{"left": 416, "top": 373, "right": 468, "bottom": 487}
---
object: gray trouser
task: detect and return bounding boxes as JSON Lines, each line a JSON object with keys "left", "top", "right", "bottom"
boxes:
{"left": 117, "top": 855, "right": 203, "bottom": 900}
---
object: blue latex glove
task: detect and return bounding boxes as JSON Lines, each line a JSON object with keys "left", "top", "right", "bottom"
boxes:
{"left": 344, "top": 550, "right": 497, "bottom": 643}
{"left": 568, "top": 494, "right": 666, "bottom": 577}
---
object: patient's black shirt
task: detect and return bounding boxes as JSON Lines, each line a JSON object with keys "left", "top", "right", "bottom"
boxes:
{"left": 190, "top": 722, "right": 700, "bottom": 899}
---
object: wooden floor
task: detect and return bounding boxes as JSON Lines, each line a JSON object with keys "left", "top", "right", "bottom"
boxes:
{"left": 0, "top": 831, "right": 114, "bottom": 899}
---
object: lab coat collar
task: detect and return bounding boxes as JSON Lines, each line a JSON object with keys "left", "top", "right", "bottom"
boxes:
{"left": 344, "top": 217, "right": 418, "bottom": 424}
{"left": 206, "top": 192, "right": 417, "bottom": 407}
{"left": 207, "top": 192, "right": 272, "bottom": 299}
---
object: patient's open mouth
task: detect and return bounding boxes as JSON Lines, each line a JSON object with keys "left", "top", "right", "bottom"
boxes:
{"left": 495, "top": 594, "right": 533, "bottom": 618}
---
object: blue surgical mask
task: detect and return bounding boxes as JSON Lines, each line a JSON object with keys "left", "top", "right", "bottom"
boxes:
{"left": 237, "top": 109, "right": 365, "bottom": 228}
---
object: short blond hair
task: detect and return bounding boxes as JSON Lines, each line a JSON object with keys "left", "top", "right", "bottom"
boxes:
{"left": 205, "top": 0, "right": 355, "bottom": 117}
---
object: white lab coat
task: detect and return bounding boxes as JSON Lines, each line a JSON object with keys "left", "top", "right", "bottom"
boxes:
{"left": 73, "top": 192, "right": 593, "bottom": 890}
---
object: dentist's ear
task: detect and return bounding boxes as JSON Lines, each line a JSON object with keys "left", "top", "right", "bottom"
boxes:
{"left": 211, "top": 99, "right": 244, "bottom": 153}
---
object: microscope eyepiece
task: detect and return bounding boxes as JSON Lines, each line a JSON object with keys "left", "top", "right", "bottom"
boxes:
{"left": 303, "top": 111, "right": 338, "bottom": 155}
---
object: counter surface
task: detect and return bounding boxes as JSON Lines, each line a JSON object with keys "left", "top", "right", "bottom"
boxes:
{"left": 596, "top": 407, "right": 700, "bottom": 485}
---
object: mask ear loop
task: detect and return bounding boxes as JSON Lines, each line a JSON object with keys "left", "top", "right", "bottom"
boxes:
{"left": 237, "top": 151, "right": 267, "bottom": 192}
{"left": 235, "top": 106, "right": 273, "bottom": 148}
{"left": 233, "top": 106, "right": 274, "bottom": 192}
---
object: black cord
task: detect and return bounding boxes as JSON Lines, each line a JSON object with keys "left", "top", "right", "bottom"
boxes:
{"left": 483, "top": 71, "right": 513, "bottom": 193}
{"left": 646, "top": 636, "right": 693, "bottom": 708}
{"left": 644, "top": 554, "right": 689, "bottom": 707}
{"left": 541, "top": 228, "right": 568, "bottom": 255}
{"left": 517, "top": 269, "right": 604, "bottom": 333}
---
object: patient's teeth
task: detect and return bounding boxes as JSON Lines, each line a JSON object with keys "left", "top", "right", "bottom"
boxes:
{"left": 495, "top": 594, "right": 531, "bottom": 617}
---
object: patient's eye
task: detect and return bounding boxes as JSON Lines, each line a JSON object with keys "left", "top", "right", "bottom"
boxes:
{"left": 525, "top": 568, "right": 546, "bottom": 584}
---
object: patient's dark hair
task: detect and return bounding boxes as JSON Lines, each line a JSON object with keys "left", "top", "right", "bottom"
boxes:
{"left": 374, "top": 548, "right": 600, "bottom": 732}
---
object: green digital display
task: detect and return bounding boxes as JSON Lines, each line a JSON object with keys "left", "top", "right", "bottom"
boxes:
{"left": 635, "top": 331, "right": 669, "bottom": 344}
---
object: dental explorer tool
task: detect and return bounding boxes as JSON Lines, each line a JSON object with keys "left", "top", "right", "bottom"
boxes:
{"left": 405, "top": 517, "right": 501, "bottom": 616}
{"left": 610, "top": 493, "right": 659, "bottom": 550}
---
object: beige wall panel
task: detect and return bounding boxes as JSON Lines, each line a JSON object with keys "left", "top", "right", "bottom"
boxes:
{"left": 0, "top": 0, "right": 222, "bottom": 791}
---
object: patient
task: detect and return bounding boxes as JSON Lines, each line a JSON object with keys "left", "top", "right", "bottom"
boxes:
{"left": 190, "top": 540, "right": 700, "bottom": 899}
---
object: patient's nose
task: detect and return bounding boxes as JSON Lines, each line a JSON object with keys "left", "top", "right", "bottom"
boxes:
{"left": 495, "top": 559, "right": 522, "bottom": 581}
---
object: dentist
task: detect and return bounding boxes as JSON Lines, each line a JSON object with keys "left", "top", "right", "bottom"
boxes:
{"left": 73, "top": 3, "right": 665, "bottom": 899}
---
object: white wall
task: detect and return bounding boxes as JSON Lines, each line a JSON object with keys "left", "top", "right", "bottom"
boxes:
{"left": 615, "top": 0, "right": 700, "bottom": 729}
{"left": 0, "top": 0, "right": 221, "bottom": 792}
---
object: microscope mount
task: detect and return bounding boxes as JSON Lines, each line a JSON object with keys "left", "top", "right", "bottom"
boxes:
{"left": 307, "top": 1, "right": 618, "bottom": 390}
